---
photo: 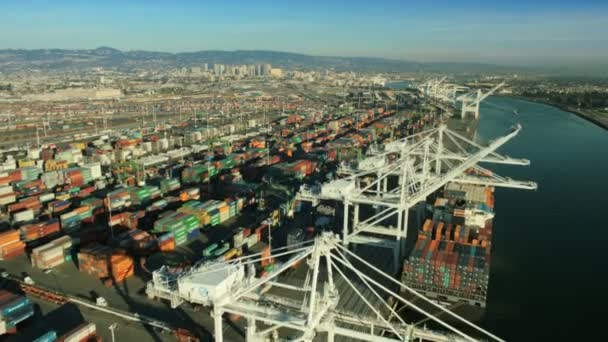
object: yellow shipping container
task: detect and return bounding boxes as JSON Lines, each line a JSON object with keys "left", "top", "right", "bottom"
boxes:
{"left": 223, "top": 248, "right": 241, "bottom": 261}
{"left": 18, "top": 159, "right": 35, "bottom": 168}
{"left": 70, "top": 142, "right": 86, "bottom": 150}
{"left": 56, "top": 193, "right": 70, "bottom": 201}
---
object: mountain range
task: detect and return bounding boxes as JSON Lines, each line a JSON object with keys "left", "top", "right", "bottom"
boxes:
{"left": 0, "top": 47, "right": 515, "bottom": 74}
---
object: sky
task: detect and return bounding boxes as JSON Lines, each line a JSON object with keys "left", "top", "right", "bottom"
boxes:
{"left": 1, "top": 0, "right": 607, "bottom": 68}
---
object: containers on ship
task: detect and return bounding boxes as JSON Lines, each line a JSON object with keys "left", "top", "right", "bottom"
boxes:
{"left": 402, "top": 186, "right": 494, "bottom": 307}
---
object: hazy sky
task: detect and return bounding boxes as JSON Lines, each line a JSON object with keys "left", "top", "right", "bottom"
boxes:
{"left": 1, "top": 0, "right": 607, "bottom": 67}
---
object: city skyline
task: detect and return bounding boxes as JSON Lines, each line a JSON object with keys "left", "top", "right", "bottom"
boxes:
{"left": 1, "top": 0, "right": 607, "bottom": 69}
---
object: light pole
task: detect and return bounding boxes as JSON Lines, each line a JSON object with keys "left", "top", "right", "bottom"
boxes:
{"left": 108, "top": 323, "right": 117, "bottom": 342}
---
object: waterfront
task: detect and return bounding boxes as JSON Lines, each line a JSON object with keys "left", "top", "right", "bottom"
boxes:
{"left": 477, "top": 96, "right": 607, "bottom": 341}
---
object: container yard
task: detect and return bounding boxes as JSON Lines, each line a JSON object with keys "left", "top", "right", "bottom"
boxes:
{"left": 0, "top": 74, "right": 525, "bottom": 342}
{"left": 0, "top": 96, "right": 443, "bottom": 339}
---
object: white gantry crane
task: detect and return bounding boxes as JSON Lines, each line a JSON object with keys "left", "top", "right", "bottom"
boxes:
{"left": 418, "top": 77, "right": 469, "bottom": 104}
{"left": 147, "top": 233, "right": 506, "bottom": 342}
{"left": 298, "top": 123, "right": 535, "bottom": 264}
{"left": 457, "top": 83, "right": 505, "bottom": 120}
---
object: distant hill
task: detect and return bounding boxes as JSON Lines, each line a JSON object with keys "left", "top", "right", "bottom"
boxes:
{"left": 0, "top": 47, "right": 513, "bottom": 73}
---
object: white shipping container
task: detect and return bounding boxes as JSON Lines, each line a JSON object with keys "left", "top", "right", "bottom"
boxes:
{"left": 246, "top": 233, "right": 260, "bottom": 248}
{"left": 41, "top": 257, "right": 64, "bottom": 269}
{"left": 60, "top": 211, "right": 78, "bottom": 221}
{"left": 13, "top": 209, "right": 34, "bottom": 223}
{"left": 142, "top": 141, "right": 152, "bottom": 152}
{"left": 39, "top": 193, "right": 55, "bottom": 203}
{"left": 39, "top": 245, "right": 64, "bottom": 261}
{"left": 84, "top": 163, "right": 102, "bottom": 179}
{"left": 0, "top": 186, "right": 13, "bottom": 196}
{"left": 95, "top": 180, "right": 107, "bottom": 190}
{"left": 0, "top": 194, "right": 16, "bottom": 205}
{"left": 233, "top": 231, "right": 244, "bottom": 247}
{"left": 28, "top": 148, "right": 41, "bottom": 160}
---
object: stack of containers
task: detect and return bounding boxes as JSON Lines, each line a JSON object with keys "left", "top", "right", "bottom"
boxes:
{"left": 19, "top": 166, "right": 43, "bottom": 182}
{"left": 0, "top": 185, "right": 16, "bottom": 206}
{"left": 59, "top": 322, "right": 97, "bottom": 342}
{"left": 160, "top": 178, "right": 181, "bottom": 194}
{"left": 77, "top": 185, "right": 95, "bottom": 198}
{"left": 77, "top": 245, "right": 134, "bottom": 284}
{"left": 233, "top": 227, "right": 252, "bottom": 248}
{"left": 179, "top": 187, "right": 200, "bottom": 201}
{"left": 80, "top": 197, "right": 104, "bottom": 211}
{"left": 0, "top": 230, "right": 25, "bottom": 260}
{"left": 44, "top": 160, "right": 69, "bottom": 172}
{"left": 82, "top": 163, "right": 102, "bottom": 180}
{"left": 12, "top": 209, "right": 35, "bottom": 224}
{"left": 402, "top": 218, "right": 490, "bottom": 301}
{"left": 114, "top": 229, "right": 156, "bottom": 254}
{"left": 60, "top": 206, "right": 92, "bottom": 232}
{"left": 202, "top": 243, "right": 218, "bottom": 257}
{"left": 181, "top": 164, "right": 216, "bottom": 184}
{"left": 129, "top": 186, "right": 161, "bottom": 205}
{"left": 147, "top": 198, "right": 169, "bottom": 212}
{"left": 30, "top": 236, "right": 73, "bottom": 269}
{"left": 7, "top": 197, "right": 41, "bottom": 214}
{"left": 105, "top": 188, "right": 131, "bottom": 210}
{"left": 157, "top": 232, "right": 175, "bottom": 252}
{"left": 64, "top": 168, "right": 84, "bottom": 187}
{"left": 152, "top": 211, "right": 200, "bottom": 246}
{"left": 179, "top": 197, "right": 243, "bottom": 227}
{"left": 0, "top": 170, "right": 21, "bottom": 186}
{"left": 0, "top": 290, "right": 34, "bottom": 335}
{"left": 218, "top": 201, "right": 230, "bottom": 223}
{"left": 47, "top": 200, "right": 71, "bottom": 214}
{"left": 19, "top": 219, "right": 61, "bottom": 242}
{"left": 40, "top": 148, "right": 55, "bottom": 161}
{"left": 14, "top": 179, "right": 45, "bottom": 197}
{"left": 39, "top": 192, "right": 55, "bottom": 204}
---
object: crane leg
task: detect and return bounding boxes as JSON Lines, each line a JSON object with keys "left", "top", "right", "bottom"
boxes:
{"left": 213, "top": 309, "right": 223, "bottom": 342}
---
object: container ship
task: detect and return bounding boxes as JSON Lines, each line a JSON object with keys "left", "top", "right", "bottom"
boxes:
{"left": 401, "top": 182, "right": 495, "bottom": 308}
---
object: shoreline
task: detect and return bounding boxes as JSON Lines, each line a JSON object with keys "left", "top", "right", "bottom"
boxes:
{"left": 503, "top": 95, "right": 608, "bottom": 130}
